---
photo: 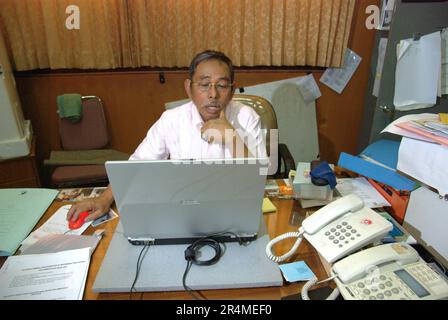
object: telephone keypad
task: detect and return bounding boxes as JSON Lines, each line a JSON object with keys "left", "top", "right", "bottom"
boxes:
{"left": 324, "top": 222, "right": 362, "bottom": 250}
{"left": 347, "top": 269, "right": 437, "bottom": 300}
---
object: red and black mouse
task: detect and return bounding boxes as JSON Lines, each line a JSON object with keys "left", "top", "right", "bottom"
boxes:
{"left": 68, "top": 211, "right": 90, "bottom": 230}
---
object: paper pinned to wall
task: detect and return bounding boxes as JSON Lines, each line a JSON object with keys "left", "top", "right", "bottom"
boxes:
{"left": 393, "top": 31, "right": 442, "bottom": 111}
{"left": 373, "top": 38, "right": 388, "bottom": 97}
{"left": 319, "top": 48, "right": 362, "bottom": 94}
{"left": 441, "top": 28, "right": 448, "bottom": 95}
{"left": 377, "top": 0, "right": 396, "bottom": 31}
{"left": 296, "top": 74, "right": 322, "bottom": 104}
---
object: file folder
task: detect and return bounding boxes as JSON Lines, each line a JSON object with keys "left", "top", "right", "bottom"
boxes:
{"left": 337, "top": 152, "right": 417, "bottom": 192}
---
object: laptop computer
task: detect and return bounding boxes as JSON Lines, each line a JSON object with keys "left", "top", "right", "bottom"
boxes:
{"left": 105, "top": 158, "right": 268, "bottom": 245}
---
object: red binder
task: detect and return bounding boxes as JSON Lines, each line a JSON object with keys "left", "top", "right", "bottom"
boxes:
{"left": 367, "top": 178, "right": 410, "bottom": 224}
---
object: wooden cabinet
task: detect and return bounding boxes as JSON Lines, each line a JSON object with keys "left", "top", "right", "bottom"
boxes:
{"left": 0, "top": 137, "right": 41, "bottom": 187}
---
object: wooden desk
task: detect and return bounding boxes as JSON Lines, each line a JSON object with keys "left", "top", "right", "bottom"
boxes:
{"left": 1, "top": 190, "right": 329, "bottom": 300}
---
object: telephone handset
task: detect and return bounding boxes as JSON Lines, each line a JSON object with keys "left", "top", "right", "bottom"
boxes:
{"left": 265, "top": 194, "right": 393, "bottom": 264}
{"left": 331, "top": 243, "right": 448, "bottom": 300}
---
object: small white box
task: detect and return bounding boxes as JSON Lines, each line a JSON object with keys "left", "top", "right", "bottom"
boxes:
{"left": 292, "top": 162, "right": 333, "bottom": 201}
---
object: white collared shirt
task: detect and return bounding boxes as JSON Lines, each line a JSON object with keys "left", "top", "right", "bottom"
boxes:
{"left": 129, "top": 101, "right": 267, "bottom": 160}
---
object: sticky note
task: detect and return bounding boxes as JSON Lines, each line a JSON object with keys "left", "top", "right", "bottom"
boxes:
{"left": 278, "top": 261, "right": 316, "bottom": 282}
{"left": 262, "top": 197, "right": 276, "bottom": 213}
{"left": 439, "top": 113, "right": 448, "bottom": 124}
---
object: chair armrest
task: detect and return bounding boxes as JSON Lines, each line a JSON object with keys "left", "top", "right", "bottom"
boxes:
{"left": 44, "top": 149, "right": 130, "bottom": 166}
{"left": 274, "top": 143, "right": 296, "bottom": 179}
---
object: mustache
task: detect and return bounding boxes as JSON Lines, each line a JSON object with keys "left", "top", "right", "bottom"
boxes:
{"left": 204, "top": 101, "right": 223, "bottom": 108}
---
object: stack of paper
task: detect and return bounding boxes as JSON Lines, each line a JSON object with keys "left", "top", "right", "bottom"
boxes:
{"left": 382, "top": 113, "right": 448, "bottom": 146}
{"left": 381, "top": 114, "right": 448, "bottom": 197}
{"left": 0, "top": 248, "right": 90, "bottom": 300}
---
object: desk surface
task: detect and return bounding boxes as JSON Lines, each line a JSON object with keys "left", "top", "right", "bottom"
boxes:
{"left": 1, "top": 183, "right": 330, "bottom": 300}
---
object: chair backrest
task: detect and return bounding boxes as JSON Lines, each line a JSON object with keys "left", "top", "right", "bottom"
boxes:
{"left": 232, "top": 94, "right": 278, "bottom": 155}
{"left": 59, "top": 96, "right": 109, "bottom": 150}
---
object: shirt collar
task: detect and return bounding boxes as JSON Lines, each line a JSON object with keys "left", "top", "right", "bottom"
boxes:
{"left": 190, "top": 101, "right": 204, "bottom": 128}
{"left": 190, "top": 101, "right": 233, "bottom": 128}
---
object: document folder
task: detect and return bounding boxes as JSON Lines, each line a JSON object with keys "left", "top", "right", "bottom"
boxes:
{"left": 337, "top": 152, "right": 417, "bottom": 192}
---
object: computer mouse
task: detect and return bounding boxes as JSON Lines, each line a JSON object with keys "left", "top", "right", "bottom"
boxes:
{"left": 68, "top": 211, "right": 90, "bottom": 230}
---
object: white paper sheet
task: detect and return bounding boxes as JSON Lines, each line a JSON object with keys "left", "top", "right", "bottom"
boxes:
{"left": 20, "top": 205, "right": 92, "bottom": 251}
{"left": 393, "top": 31, "right": 442, "bottom": 111}
{"left": 373, "top": 38, "right": 388, "bottom": 97}
{"left": 381, "top": 113, "right": 439, "bottom": 142}
{"left": 336, "top": 177, "right": 391, "bottom": 208}
{"left": 296, "top": 74, "right": 322, "bottom": 104}
{"left": 320, "top": 48, "right": 362, "bottom": 94}
{"left": 377, "top": 0, "right": 395, "bottom": 30}
{"left": 442, "top": 28, "right": 448, "bottom": 95}
{"left": 0, "top": 248, "right": 90, "bottom": 300}
{"left": 397, "top": 137, "right": 448, "bottom": 196}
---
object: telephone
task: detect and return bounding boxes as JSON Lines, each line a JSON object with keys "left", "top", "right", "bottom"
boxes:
{"left": 332, "top": 242, "right": 448, "bottom": 300}
{"left": 266, "top": 194, "right": 393, "bottom": 264}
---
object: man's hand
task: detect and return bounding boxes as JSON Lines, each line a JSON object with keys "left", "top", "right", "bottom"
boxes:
{"left": 201, "top": 110, "right": 234, "bottom": 144}
{"left": 66, "top": 186, "right": 114, "bottom": 223}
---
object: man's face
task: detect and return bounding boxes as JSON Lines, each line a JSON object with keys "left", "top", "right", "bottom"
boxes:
{"left": 185, "top": 59, "right": 234, "bottom": 122}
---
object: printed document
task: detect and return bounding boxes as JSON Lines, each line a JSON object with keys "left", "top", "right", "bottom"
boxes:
{"left": 0, "top": 248, "right": 90, "bottom": 300}
{"left": 336, "top": 177, "right": 391, "bottom": 208}
{"left": 20, "top": 205, "right": 92, "bottom": 251}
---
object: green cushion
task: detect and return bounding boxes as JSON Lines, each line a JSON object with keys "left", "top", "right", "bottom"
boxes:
{"left": 44, "top": 149, "right": 130, "bottom": 165}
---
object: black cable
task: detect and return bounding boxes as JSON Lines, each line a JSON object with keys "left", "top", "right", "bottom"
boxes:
{"left": 182, "top": 231, "right": 249, "bottom": 300}
{"left": 130, "top": 243, "right": 150, "bottom": 300}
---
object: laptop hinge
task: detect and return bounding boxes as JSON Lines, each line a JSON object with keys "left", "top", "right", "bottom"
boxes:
{"left": 127, "top": 237, "right": 155, "bottom": 246}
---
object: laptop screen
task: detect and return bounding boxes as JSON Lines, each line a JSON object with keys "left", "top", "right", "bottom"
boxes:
{"left": 105, "top": 158, "right": 268, "bottom": 244}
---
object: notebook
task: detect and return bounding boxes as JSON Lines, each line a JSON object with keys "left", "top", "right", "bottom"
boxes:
{"left": 105, "top": 158, "right": 268, "bottom": 245}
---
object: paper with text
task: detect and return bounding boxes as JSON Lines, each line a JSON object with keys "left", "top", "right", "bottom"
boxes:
{"left": 320, "top": 49, "right": 362, "bottom": 94}
{"left": 336, "top": 177, "right": 391, "bottom": 208}
{"left": 0, "top": 248, "right": 90, "bottom": 300}
{"left": 20, "top": 205, "right": 92, "bottom": 251}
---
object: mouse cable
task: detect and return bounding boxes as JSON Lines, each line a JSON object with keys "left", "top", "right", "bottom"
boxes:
{"left": 130, "top": 243, "right": 151, "bottom": 300}
{"left": 182, "top": 232, "right": 248, "bottom": 300}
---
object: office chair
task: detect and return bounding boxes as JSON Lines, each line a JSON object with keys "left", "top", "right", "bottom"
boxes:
{"left": 44, "top": 96, "right": 129, "bottom": 188}
{"left": 232, "top": 94, "right": 295, "bottom": 178}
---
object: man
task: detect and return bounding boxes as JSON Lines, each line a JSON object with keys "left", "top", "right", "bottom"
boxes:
{"left": 67, "top": 50, "right": 266, "bottom": 223}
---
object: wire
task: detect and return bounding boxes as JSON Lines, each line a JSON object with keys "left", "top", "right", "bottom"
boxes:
{"left": 301, "top": 276, "right": 340, "bottom": 300}
{"left": 130, "top": 243, "right": 151, "bottom": 300}
{"left": 265, "top": 228, "right": 305, "bottom": 263}
{"left": 182, "top": 231, "right": 247, "bottom": 300}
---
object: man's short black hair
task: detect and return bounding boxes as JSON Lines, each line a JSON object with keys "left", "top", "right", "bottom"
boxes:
{"left": 188, "top": 50, "right": 234, "bottom": 82}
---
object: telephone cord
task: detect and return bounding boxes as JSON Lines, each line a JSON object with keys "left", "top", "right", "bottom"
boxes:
{"left": 265, "top": 228, "right": 305, "bottom": 263}
{"left": 301, "top": 276, "right": 340, "bottom": 300}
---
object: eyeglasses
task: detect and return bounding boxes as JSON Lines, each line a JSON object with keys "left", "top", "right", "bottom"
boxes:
{"left": 191, "top": 81, "right": 234, "bottom": 93}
